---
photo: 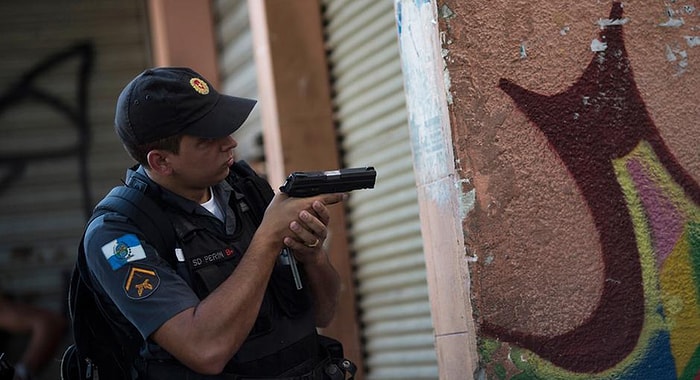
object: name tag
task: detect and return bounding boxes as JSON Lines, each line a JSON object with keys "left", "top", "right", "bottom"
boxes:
{"left": 189, "top": 247, "right": 237, "bottom": 268}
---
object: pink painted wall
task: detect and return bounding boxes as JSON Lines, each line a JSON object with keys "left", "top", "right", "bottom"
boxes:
{"left": 440, "top": 0, "right": 700, "bottom": 378}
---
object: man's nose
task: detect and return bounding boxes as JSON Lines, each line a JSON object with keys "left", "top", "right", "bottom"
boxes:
{"left": 223, "top": 135, "right": 238, "bottom": 149}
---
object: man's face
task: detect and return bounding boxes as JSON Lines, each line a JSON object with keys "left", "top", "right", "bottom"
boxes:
{"left": 167, "top": 134, "right": 237, "bottom": 189}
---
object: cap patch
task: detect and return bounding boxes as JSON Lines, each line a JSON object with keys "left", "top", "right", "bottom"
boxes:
{"left": 101, "top": 234, "right": 146, "bottom": 270}
{"left": 190, "top": 77, "right": 209, "bottom": 95}
{"left": 124, "top": 265, "right": 160, "bottom": 299}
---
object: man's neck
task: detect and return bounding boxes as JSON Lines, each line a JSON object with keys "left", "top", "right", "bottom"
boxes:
{"left": 144, "top": 168, "right": 210, "bottom": 204}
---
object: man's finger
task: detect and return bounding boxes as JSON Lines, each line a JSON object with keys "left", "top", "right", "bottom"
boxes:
{"left": 318, "top": 192, "right": 348, "bottom": 205}
{"left": 311, "top": 201, "right": 330, "bottom": 225}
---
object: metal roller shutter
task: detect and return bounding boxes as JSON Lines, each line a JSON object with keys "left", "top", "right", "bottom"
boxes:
{"left": 322, "top": 1, "right": 438, "bottom": 378}
{"left": 214, "top": 0, "right": 263, "bottom": 164}
{"left": 0, "top": 0, "right": 150, "bottom": 312}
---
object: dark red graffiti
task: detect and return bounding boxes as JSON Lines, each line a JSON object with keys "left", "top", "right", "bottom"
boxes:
{"left": 492, "top": 2, "right": 700, "bottom": 373}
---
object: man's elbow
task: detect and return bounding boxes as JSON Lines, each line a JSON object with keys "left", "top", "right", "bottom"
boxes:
{"left": 180, "top": 350, "right": 231, "bottom": 376}
{"left": 175, "top": 338, "right": 243, "bottom": 376}
{"left": 315, "top": 306, "right": 337, "bottom": 328}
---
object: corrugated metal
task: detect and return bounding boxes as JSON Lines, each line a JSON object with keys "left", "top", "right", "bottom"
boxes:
{"left": 214, "top": 0, "right": 263, "bottom": 163}
{"left": 0, "top": 0, "right": 150, "bottom": 312}
{"left": 322, "top": 1, "right": 438, "bottom": 379}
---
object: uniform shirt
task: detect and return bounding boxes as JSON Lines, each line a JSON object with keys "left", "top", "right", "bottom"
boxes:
{"left": 83, "top": 166, "right": 238, "bottom": 359}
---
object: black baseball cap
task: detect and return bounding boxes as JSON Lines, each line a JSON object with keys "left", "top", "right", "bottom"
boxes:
{"left": 115, "top": 67, "right": 256, "bottom": 145}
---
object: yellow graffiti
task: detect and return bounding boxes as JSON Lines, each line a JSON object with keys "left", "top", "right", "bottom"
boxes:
{"left": 497, "top": 141, "right": 700, "bottom": 379}
{"left": 616, "top": 141, "right": 700, "bottom": 378}
{"left": 660, "top": 229, "right": 700, "bottom": 374}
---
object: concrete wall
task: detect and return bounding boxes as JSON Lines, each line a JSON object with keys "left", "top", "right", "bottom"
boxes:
{"left": 438, "top": 0, "right": 700, "bottom": 378}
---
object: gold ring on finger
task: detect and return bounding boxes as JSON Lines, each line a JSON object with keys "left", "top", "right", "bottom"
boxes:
{"left": 305, "top": 239, "right": 320, "bottom": 248}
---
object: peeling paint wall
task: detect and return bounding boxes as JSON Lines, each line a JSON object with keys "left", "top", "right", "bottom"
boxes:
{"left": 438, "top": 0, "right": 700, "bottom": 378}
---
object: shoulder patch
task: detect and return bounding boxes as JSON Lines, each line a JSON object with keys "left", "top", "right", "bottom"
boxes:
{"left": 124, "top": 265, "right": 160, "bottom": 300}
{"left": 101, "top": 234, "right": 146, "bottom": 270}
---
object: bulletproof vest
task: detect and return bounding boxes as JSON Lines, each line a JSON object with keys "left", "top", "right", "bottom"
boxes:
{"left": 126, "top": 163, "right": 319, "bottom": 376}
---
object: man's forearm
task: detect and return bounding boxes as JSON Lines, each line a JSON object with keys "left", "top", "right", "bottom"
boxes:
{"left": 153, "top": 232, "right": 283, "bottom": 374}
{"left": 303, "top": 251, "right": 341, "bottom": 327}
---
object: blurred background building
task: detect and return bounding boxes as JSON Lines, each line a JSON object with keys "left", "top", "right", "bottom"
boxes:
{"left": 0, "top": 1, "right": 436, "bottom": 379}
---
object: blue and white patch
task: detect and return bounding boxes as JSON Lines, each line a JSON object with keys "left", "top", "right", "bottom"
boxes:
{"left": 101, "top": 234, "right": 146, "bottom": 270}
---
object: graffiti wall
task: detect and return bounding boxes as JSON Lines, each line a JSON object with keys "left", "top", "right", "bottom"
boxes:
{"left": 440, "top": 0, "right": 700, "bottom": 378}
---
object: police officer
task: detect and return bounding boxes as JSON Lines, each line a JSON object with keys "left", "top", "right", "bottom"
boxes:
{"left": 83, "top": 67, "right": 347, "bottom": 379}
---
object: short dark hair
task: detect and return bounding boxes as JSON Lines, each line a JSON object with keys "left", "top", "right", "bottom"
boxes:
{"left": 122, "top": 134, "right": 183, "bottom": 168}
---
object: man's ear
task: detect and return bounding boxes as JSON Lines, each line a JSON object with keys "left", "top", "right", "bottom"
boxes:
{"left": 146, "top": 150, "right": 173, "bottom": 175}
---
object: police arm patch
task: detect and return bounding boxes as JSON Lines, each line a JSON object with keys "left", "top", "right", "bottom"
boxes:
{"left": 124, "top": 265, "right": 160, "bottom": 300}
{"left": 101, "top": 234, "right": 147, "bottom": 270}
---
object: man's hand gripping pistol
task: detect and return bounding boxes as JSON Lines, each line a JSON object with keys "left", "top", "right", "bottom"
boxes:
{"left": 279, "top": 167, "right": 377, "bottom": 289}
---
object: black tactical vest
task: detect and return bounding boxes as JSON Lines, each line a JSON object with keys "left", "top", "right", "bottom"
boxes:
{"left": 128, "top": 162, "right": 320, "bottom": 377}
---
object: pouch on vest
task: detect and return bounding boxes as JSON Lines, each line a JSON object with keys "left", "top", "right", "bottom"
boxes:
{"left": 171, "top": 216, "right": 245, "bottom": 295}
{"left": 269, "top": 261, "right": 312, "bottom": 318}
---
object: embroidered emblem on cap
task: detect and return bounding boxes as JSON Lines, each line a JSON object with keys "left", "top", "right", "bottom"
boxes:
{"left": 124, "top": 265, "right": 160, "bottom": 299}
{"left": 190, "top": 77, "right": 209, "bottom": 95}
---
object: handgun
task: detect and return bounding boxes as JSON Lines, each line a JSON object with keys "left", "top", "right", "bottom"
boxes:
{"left": 279, "top": 167, "right": 377, "bottom": 197}
{"left": 279, "top": 167, "right": 376, "bottom": 289}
